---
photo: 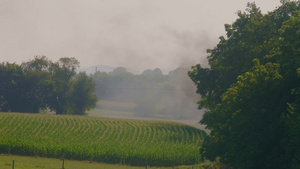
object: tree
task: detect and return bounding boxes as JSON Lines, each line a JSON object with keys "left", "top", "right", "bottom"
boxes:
{"left": 269, "top": 10, "right": 300, "bottom": 168}
{"left": 0, "top": 56, "right": 52, "bottom": 113}
{"left": 67, "top": 72, "right": 98, "bottom": 115}
{"left": 189, "top": 3, "right": 272, "bottom": 111}
{"left": 0, "top": 56, "right": 98, "bottom": 115}
{"left": 20, "top": 56, "right": 52, "bottom": 113}
{"left": 47, "top": 57, "right": 80, "bottom": 114}
{"left": 200, "top": 61, "right": 285, "bottom": 168}
{"left": 189, "top": 1, "right": 300, "bottom": 169}
{"left": 0, "top": 62, "right": 25, "bottom": 112}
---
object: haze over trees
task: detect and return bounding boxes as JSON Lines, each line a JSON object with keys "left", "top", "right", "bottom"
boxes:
{"left": 92, "top": 67, "right": 201, "bottom": 119}
{"left": 189, "top": 1, "right": 300, "bottom": 169}
{"left": 0, "top": 56, "right": 97, "bottom": 115}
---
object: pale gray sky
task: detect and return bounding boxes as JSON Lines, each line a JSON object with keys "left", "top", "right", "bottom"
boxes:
{"left": 0, "top": 0, "right": 281, "bottom": 71}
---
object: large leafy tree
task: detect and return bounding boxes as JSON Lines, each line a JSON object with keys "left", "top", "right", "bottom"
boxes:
{"left": 0, "top": 59, "right": 48, "bottom": 113}
{"left": 0, "top": 62, "right": 25, "bottom": 112}
{"left": 270, "top": 10, "right": 300, "bottom": 168}
{"left": 20, "top": 56, "right": 53, "bottom": 113}
{"left": 67, "top": 72, "right": 98, "bottom": 115}
{"left": 47, "top": 57, "right": 80, "bottom": 114}
{"left": 0, "top": 56, "right": 54, "bottom": 113}
{"left": 189, "top": 1, "right": 300, "bottom": 169}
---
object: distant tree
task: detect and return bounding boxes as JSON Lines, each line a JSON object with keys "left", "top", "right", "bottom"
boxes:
{"left": 20, "top": 56, "right": 53, "bottom": 113}
{"left": 47, "top": 57, "right": 80, "bottom": 114}
{"left": 0, "top": 56, "right": 53, "bottom": 113}
{"left": 141, "top": 68, "right": 166, "bottom": 83}
{"left": 108, "top": 67, "right": 129, "bottom": 75}
{"left": 22, "top": 55, "right": 50, "bottom": 71}
{"left": 93, "top": 71, "right": 110, "bottom": 100}
{"left": 142, "top": 68, "right": 163, "bottom": 76}
{"left": 67, "top": 72, "right": 98, "bottom": 115}
{"left": 0, "top": 56, "right": 98, "bottom": 115}
{"left": 92, "top": 66, "right": 202, "bottom": 118}
{"left": 0, "top": 62, "right": 25, "bottom": 112}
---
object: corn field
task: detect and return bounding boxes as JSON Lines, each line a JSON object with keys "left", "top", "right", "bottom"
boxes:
{"left": 0, "top": 113, "right": 206, "bottom": 166}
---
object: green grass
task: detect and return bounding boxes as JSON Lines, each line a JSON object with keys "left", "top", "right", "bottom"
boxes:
{"left": 0, "top": 154, "right": 154, "bottom": 169}
{"left": 0, "top": 113, "right": 206, "bottom": 167}
{"left": 0, "top": 154, "right": 212, "bottom": 169}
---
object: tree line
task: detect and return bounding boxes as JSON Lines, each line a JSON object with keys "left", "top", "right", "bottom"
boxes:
{"left": 0, "top": 56, "right": 97, "bottom": 115}
{"left": 189, "top": 1, "right": 300, "bottom": 169}
{"left": 92, "top": 67, "right": 201, "bottom": 119}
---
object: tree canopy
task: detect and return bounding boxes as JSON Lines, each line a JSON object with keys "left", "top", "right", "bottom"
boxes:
{"left": 189, "top": 1, "right": 300, "bottom": 169}
{"left": 0, "top": 56, "right": 97, "bottom": 115}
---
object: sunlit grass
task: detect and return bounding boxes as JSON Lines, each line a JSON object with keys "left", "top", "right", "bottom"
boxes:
{"left": 0, "top": 154, "right": 213, "bottom": 169}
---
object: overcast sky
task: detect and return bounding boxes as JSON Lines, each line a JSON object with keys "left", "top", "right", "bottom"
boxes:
{"left": 0, "top": 0, "right": 281, "bottom": 71}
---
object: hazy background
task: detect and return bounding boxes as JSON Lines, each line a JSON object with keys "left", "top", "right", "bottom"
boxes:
{"left": 0, "top": 0, "right": 281, "bottom": 71}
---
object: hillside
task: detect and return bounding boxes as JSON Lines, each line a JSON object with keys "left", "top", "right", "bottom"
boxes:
{"left": 0, "top": 113, "right": 206, "bottom": 166}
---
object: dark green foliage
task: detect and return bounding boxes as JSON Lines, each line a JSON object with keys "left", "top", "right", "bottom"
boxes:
{"left": 189, "top": 1, "right": 300, "bottom": 169}
{"left": 0, "top": 62, "right": 26, "bottom": 112}
{"left": 0, "top": 56, "right": 97, "bottom": 115}
{"left": 47, "top": 57, "right": 80, "bottom": 114}
{"left": 67, "top": 72, "right": 98, "bottom": 115}
{"left": 20, "top": 56, "right": 52, "bottom": 113}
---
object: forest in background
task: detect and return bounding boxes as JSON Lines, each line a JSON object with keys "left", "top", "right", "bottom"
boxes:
{"left": 92, "top": 66, "right": 202, "bottom": 119}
